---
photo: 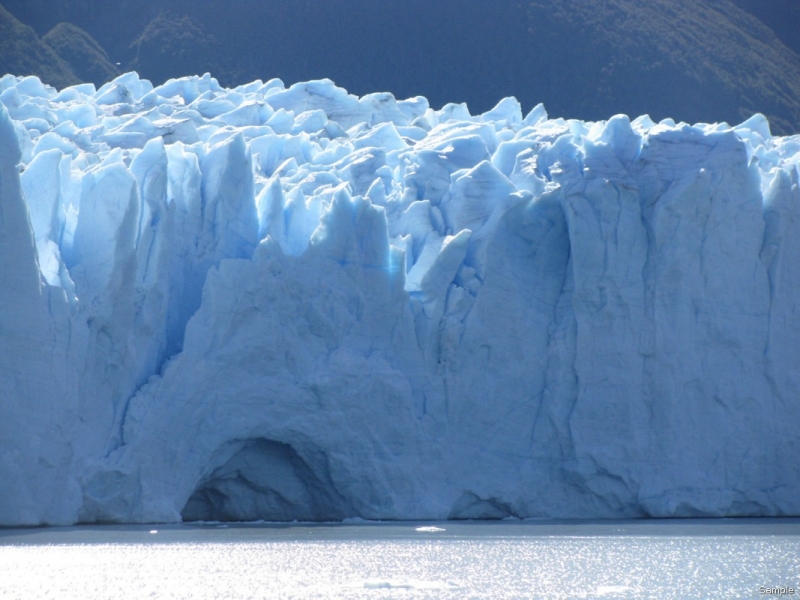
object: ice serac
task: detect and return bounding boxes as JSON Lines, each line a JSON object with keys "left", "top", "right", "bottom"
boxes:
{"left": 0, "top": 103, "right": 80, "bottom": 525}
{"left": 84, "top": 187, "right": 425, "bottom": 523}
{"left": 0, "top": 73, "right": 799, "bottom": 525}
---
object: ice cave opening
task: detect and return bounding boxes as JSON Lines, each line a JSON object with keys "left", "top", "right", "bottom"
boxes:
{"left": 181, "top": 438, "right": 350, "bottom": 522}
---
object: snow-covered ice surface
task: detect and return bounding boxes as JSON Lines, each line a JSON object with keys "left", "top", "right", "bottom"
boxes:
{"left": 0, "top": 72, "right": 798, "bottom": 526}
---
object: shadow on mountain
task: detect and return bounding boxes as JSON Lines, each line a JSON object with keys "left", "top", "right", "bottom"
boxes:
{"left": 2, "top": 0, "right": 799, "bottom": 133}
{"left": 43, "top": 22, "right": 118, "bottom": 84}
{"left": 0, "top": 5, "right": 79, "bottom": 88}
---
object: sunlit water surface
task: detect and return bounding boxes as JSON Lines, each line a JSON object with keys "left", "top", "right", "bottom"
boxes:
{"left": 1, "top": 519, "right": 798, "bottom": 599}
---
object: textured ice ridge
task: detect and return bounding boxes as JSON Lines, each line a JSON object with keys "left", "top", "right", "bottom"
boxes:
{"left": 0, "top": 72, "right": 798, "bottom": 525}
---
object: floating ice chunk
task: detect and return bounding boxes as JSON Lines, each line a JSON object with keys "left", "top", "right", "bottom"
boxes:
{"left": 359, "top": 579, "right": 459, "bottom": 590}
{"left": 596, "top": 585, "right": 635, "bottom": 596}
{"left": 363, "top": 580, "right": 413, "bottom": 589}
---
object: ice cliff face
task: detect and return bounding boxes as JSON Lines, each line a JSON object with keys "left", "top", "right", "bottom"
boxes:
{"left": 0, "top": 72, "right": 798, "bottom": 525}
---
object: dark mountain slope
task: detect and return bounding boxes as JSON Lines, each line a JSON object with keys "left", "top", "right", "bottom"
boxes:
{"left": 3, "top": 0, "right": 800, "bottom": 133}
{"left": 42, "top": 22, "right": 118, "bottom": 84}
{"left": 129, "top": 12, "right": 222, "bottom": 84}
{"left": 0, "top": 4, "right": 79, "bottom": 88}
{"left": 1, "top": 0, "right": 158, "bottom": 65}
{"left": 729, "top": 0, "right": 800, "bottom": 56}
{"left": 522, "top": 0, "right": 800, "bottom": 134}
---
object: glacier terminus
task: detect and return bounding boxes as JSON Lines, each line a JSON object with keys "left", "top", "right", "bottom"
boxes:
{"left": 0, "top": 72, "right": 798, "bottom": 526}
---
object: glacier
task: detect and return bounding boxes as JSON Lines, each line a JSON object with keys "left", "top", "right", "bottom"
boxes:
{"left": 0, "top": 71, "right": 798, "bottom": 526}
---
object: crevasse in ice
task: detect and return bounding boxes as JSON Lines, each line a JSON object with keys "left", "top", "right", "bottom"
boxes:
{"left": 0, "top": 72, "right": 798, "bottom": 525}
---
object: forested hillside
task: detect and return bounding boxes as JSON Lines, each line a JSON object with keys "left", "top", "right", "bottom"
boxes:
{"left": 0, "top": 5, "right": 79, "bottom": 88}
{"left": 2, "top": 0, "right": 799, "bottom": 133}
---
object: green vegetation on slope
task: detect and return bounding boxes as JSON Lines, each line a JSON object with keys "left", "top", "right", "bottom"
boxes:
{"left": 0, "top": 4, "right": 79, "bottom": 88}
{"left": 2, "top": 0, "right": 800, "bottom": 133}
{"left": 523, "top": 0, "right": 800, "bottom": 134}
{"left": 129, "top": 12, "right": 221, "bottom": 84}
{"left": 42, "top": 22, "right": 118, "bottom": 84}
{"left": 729, "top": 0, "right": 800, "bottom": 56}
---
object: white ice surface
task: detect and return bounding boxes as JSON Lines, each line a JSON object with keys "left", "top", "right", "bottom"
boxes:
{"left": 0, "top": 73, "right": 798, "bottom": 525}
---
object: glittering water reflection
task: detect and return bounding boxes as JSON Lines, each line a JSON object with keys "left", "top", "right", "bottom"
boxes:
{"left": 1, "top": 520, "right": 798, "bottom": 599}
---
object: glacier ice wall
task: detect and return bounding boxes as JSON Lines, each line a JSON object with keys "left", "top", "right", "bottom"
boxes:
{"left": 0, "top": 72, "right": 798, "bottom": 525}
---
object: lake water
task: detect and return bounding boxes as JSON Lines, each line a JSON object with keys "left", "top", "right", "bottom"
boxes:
{"left": 1, "top": 519, "right": 798, "bottom": 599}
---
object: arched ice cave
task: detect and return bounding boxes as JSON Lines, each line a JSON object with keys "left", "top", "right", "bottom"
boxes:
{"left": 181, "top": 439, "right": 352, "bottom": 522}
